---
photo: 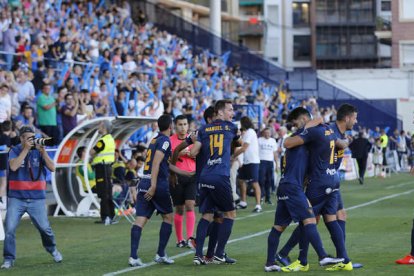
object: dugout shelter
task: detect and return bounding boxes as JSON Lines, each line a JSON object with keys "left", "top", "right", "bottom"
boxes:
{"left": 51, "top": 116, "right": 156, "bottom": 217}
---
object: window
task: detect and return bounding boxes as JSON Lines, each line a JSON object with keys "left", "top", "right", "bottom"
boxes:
{"left": 292, "top": 2, "right": 310, "bottom": 27}
{"left": 293, "top": 35, "right": 311, "bottom": 61}
{"left": 350, "top": 34, "right": 376, "bottom": 56}
{"left": 400, "top": 42, "right": 414, "bottom": 67}
{"left": 381, "top": 1, "right": 391, "bottom": 11}
{"left": 400, "top": 0, "right": 414, "bottom": 21}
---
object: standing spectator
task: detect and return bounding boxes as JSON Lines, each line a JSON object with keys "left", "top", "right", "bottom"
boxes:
{"left": 397, "top": 130, "right": 408, "bottom": 169}
{"left": 61, "top": 93, "right": 79, "bottom": 136}
{"left": 16, "top": 70, "right": 35, "bottom": 107}
{"left": 372, "top": 138, "right": 384, "bottom": 177}
{"left": 234, "top": 116, "right": 262, "bottom": 213}
{"left": 258, "top": 127, "right": 278, "bottom": 204}
{"left": 349, "top": 132, "right": 372, "bottom": 184}
{"left": 380, "top": 129, "right": 388, "bottom": 166}
{"left": 2, "top": 25, "right": 17, "bottom": 70}
{"left": 0, "top": 84, "right": 12, "bottom": 123}
{"left": 0, "top": 121, "right": 18, "bottom": 209}
{"left": 115, "top": 90, "right": 126, "bottom": 116}
{"left": 3, "top": 72, "right": 19, "bottom": 117}
{"left": 36, "top": 84, "right": 59, "bottom": 142}
{"left": 1, "top": 126, "right": 62, "bottom": 269}
{"left": 90, "top": 121, "right": 115, "bottom": 225}
{"left": 51, "top": 33, "right": 67, "bottom": 66}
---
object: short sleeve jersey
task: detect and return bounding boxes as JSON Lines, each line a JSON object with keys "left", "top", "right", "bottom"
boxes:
{"left": 279, "top": 130, "right": 309, "bottom": 188}
{"left": 8, "top": 145, "right": 47, "bottom": 199}
{"left": 329, "top": 122, "right": 346, "bottom": 170}
{"left": 197, "top": 119, "right": 238, "bottom": 177}
{"left": 299, "top": 124, "right": 337, "bottom": 186}
{"left": 143, "top": 133, "right": 171, "bottom": 183}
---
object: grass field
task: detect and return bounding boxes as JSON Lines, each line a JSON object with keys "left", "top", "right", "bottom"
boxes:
{"left": 2, "top": 174, "right": 414, "bottom": 276}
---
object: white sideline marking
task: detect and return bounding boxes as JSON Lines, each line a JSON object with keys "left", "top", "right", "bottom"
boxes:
{"left": 385, "top": 181, "right": 414, "bottom": 190}
{"left": 346, "top": 189, "right": 414, "bottom": 210}
{"left": 103, "top": 188, "right": 414, "bottom": 276}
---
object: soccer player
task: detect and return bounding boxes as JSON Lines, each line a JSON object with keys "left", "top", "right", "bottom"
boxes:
{"left": 190, "top": 100, "right": 239, "bottom": 265}
{"left": 129, "top": 114, "right": 175, "bottom": 267}
{"left": 169, "top": 115, "right": 197, "bottom": 248}
{"left": 171, "top": 106, "right": 236, "bottom": 264}
{"left": 264, "top": 110, "right": 341, "bottom": 272}
{"left": 276, "top": 104, "right": 359, "bottom": 267}
{"left": 282, "top": 107, "right": 352, "bottom": 272}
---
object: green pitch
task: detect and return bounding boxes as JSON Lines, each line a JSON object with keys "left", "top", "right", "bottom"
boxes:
{"left": 2, "top": 174, "right": 414, "bottom": 276}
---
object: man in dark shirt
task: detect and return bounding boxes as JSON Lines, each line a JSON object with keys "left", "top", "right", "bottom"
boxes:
{"left": 350, "top": 132, "right": 372, "bottom": 184}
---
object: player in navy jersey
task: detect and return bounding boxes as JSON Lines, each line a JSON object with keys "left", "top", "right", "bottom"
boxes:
{"left": 276, "top": 104, "right": 359, "bottom": 268}
{"left": 329, "top": 104, "right": 357, "bottom": 242}
{"left": 171, "top": 106, "right": 237, "bottom": 264}
{"left": 264, "top": 113, "right": 342, "bottom": 272}
{"left": 188, "top": 100, "right": 240, "bottom": 265}
{"left": 129, "top": 114, "right": 180, "bottom": 267}
{"left": 282, "top": 107, "right": 352, "bottom": 272}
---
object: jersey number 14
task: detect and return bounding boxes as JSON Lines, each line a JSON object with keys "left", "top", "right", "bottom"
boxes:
{"left": 209, "top": 134, "right": 224, "bottom": 157}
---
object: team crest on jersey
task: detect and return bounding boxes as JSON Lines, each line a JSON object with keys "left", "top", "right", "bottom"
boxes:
{"left": 162, "top": 141, "right": 170, "bottom": 150}
{"left": 325, "top": 129, "right": 334, "bottom": 136}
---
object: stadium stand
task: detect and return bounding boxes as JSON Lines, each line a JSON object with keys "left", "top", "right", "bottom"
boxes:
{"left": 0, "top": 0, "right": 412, "bottom": 209}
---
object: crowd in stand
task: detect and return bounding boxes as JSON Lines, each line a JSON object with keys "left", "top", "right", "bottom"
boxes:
{"left": 0, "top": 0, "right": 413, "bottom": 173}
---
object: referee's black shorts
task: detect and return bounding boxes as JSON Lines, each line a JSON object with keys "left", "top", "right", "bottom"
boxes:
{"left": 170, "top": 174, "right": 197, "bottom": 206}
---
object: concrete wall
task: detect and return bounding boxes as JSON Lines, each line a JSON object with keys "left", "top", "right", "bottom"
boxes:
{"left": 391, "top": 0, "right": 414, "bottom": 68}
{"left": 318, "top": 68, "right": 414, "bottom": 132}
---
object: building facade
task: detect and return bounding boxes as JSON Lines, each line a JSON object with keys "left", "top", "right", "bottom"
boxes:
{"left": 390, "top": 0, "right": 414, "bottom": 68}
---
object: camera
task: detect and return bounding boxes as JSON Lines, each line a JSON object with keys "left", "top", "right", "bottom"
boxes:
{"left": 29, "top": 137, "right": 55, "bottom": 149}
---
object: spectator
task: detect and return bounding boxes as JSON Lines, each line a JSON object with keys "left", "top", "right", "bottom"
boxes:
{"left": 396, "top": 130, "right": 408, "bottom": 169}
{"left": 349, "top": 132, "right": 372, "bottom": 184}
{"left": 16, "top": 70, "right": 35, "bottom": 107}
{"left": 36, "top": 84, "right": 59, "bottom": 142}
{"left": 380, "top": 129, "right": 388, "bottom": 166}
{"left": 372, "top": 138, "right": 384, "bottom": 177}
{"left": 61, "top": 93, "right": 80, "bottom": 136}
{"left": 2, "top": 24, "right": 17, "bottom": 71}
{"left": 0, "top": 84, "right": 12, "bottom": 123}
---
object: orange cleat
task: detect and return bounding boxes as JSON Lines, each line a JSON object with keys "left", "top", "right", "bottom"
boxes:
{"left": 396, "top": 255, "right": 414, "bottom": 264}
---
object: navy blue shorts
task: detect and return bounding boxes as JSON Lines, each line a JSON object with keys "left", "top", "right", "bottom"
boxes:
{"left": 0, "top": 170, "right": 6, "bottom": 177}
{"left": 198, "top": 174, "right": 235, "bottom": 214}
{"left": 307, "top": 189, "right": 339, "bottom": 216}
{"left": 135, "top": 179, "right": 173, "bottom": 218}
{"left": 274, "top": 184, "right": 314, "bottom": 226}
{"left": 336, "top": 190, "right": 344, "bottom": 211}
{"left": 238, "top": 163, "right": 259, "bottom": 183}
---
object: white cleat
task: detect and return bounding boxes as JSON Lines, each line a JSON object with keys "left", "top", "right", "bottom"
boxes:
{"left": 319, "top": 256, "right": 344, "bottom": 266}
{"left": 128, "top": 257, "right": 143, "bottom": 267}
{"left": 154, "top": 254, "right": 174, "bottom": 264}
{"left": 264, "top": 264, "right": 281, "bottom": 272}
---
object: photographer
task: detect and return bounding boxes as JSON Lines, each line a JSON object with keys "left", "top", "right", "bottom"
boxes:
{"left": 1, "top": 126, "right": 62, "bottom": 269}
